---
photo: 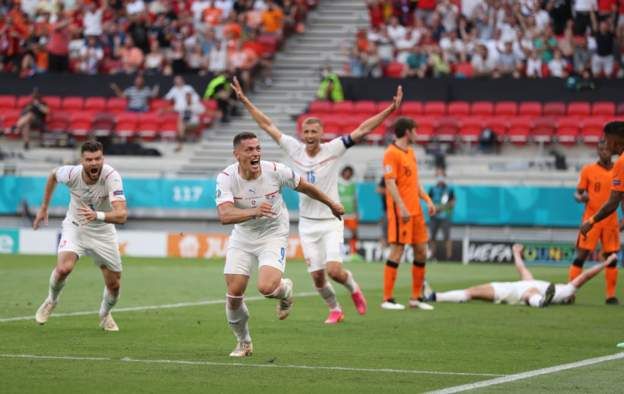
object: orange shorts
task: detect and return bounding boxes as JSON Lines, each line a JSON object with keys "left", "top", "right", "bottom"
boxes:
{"left": 577, "top": 224, "right": 620, "bottom": 253}
{"left": 344, "top": 217, "right": 358, "bottom": 232}
{"left": 387, "top": 211, "right": 428, "bottom": 245}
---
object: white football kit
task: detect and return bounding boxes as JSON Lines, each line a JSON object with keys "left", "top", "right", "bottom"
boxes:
{"left": 279, "top": 134, "right": 350, "bottom": 272}
{"left": 55, "top": 164, "right": 126, "bottom": 272}
{"left": 490, "top": 280, "right": 576, "bottom": 305}
{"left": 216, "top": 161, "right": 301, "bottom": 276}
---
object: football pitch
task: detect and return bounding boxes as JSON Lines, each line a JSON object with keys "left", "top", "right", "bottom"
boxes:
{"left": 1, "top": 255, "right": 623, "bottom": 393}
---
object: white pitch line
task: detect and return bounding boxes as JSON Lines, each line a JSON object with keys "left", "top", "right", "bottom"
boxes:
{"left": 0, "top": 353, "right": 504, "bottom": 378}
{"left": 428, "top": 352, "right": 624, "bottom": 394}
{"left": 0, "top": 292, "right": 318, "bottom": 323}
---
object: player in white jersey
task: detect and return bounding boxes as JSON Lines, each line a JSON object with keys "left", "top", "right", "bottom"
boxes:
{"left": 218, "top": 132, "right": 344, "bottom": 357}
{"left": 32, "top": 141, "right": 128, "bottom": 331}
{"left": 426, "top": 244, "right": 615, "bottom": 307}
{"left": 231, "top": 77, "right": 403, "bottom": 324}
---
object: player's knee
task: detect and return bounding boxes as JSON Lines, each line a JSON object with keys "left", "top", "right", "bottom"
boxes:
{"left": 257, "top": 281, "right": 279, "bottom": 297}
{"left": 326, "top": 265, "right": 343, "bottom": 280}
{"left": 55, "top": 265, "right": 73, "bottom": 278}
{"left": 414, "top": 249, "right": 427, "bottom": 262}
{"left": 107, "top": 281, "right": 121, "bottom": 294}
{"left": 572, "top": 258, "right": 585, "bottom": 268}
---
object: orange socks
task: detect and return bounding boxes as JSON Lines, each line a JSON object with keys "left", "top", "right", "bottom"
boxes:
{"left": 605, "top": 266, "right": 618, "bottom": 299}
{"left": 412, "top": 262, "right": 426, "bottom": 300}
{"left": 384, "top": 260, "right": 399, "bottom": 301}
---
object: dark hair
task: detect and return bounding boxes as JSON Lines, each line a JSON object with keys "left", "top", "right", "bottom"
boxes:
{"left": 393, "top": 117, "right": 415, "bottom": 138}
{"left": 604, "top": 121, "right": 624, "bottom": 137}
{"left": 341, "top": 165, "right": 354, "bottom": 174}
{"left": 81, "top": 140, "right": 103, "bottom": 154}
{"left": 233, "top": 131, "right": 258, "bottom": 147}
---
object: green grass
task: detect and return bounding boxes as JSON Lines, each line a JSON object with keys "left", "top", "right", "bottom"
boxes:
{"left": 1, "top": 255, "right": 623, "bottom": 393}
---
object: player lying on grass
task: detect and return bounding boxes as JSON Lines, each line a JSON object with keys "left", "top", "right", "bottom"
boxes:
{"left": 425, "top": 244, "right": 616, "bottom": 307}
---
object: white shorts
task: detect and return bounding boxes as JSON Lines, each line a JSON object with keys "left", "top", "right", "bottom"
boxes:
{"left": 58, "top": 222, "right": 122, "bottom": 272}
{"left": 299, "top": 217, "right": 344, "bottom": 273}
{"left": 553, "top": 283, "right": 576, "bottom": 304}
{"left": 224, "top": 237, "right": 287, "bottom": 276}
{"left": 490, "top": 282, "right": 525, "bottom": 305}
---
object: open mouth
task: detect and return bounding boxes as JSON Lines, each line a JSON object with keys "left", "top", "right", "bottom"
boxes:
{"left": 89, "top": 168, "right": 100, "bottom": 177}
{"left": 250, "top": 159, "right": 260, "bottom": 167}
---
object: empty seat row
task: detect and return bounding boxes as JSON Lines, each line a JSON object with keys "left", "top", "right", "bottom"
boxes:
{"left": 308, "top": 100, "right": 624, "bottom": 118}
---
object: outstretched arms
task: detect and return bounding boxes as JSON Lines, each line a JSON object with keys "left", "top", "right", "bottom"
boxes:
{"left": 230, "top": 77, "right": 283, "bottom": 144}
{"left": 350, "top": 85, "right": 403, "bottom": 143}
{"left": 33, "top": 170, "right": 58, "bottom": 230}
{"left": 295, "top": 179, "right": 345, "bottom": 219}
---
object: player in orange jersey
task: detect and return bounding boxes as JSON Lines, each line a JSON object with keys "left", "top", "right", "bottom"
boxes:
{"left": 381, "top": 117, "right": 436, "bottom": 311}
{"left": 581, "top": 122, "right": 624, "bottom": 303}
{"left": 570, "top": 140, "right": 621, "bottom": 304}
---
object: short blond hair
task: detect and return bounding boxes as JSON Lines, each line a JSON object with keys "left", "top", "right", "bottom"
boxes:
{"left": 302, "top": 117, "right": 323, "bottom": 127}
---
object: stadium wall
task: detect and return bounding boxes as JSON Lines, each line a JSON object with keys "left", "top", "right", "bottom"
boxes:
{"left": 340, "top": 77, "right": 624, "bottom": 102}
{"left": 1, "top": 176, "right": 589, "bottom": 227}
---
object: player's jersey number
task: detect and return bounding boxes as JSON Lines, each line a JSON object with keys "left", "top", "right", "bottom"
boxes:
{"left": 306, "top": 171, "right": 316, "bottom": 184}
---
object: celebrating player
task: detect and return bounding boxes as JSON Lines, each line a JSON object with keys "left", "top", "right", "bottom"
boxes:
{"left": 230, "top": 78, "right": 402, "bottom": 324}
{"left": 569, "top": 140, "right": 621, "bottom": 304}
{"left": 217, "top": 132, "right": 344, "bottom": 357}
{"left": 33, "top": 141, "right": 128, "bottom": 331}
{"left": 427, "top": 244, "right": 614, "bottom": 307}
{"left": 382, "top": 117, "right": 436, "bottom": 311}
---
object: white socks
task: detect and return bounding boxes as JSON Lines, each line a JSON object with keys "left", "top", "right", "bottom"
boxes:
{"left": 99, "top": 287, "right": 119, "bottom": 318}
{"left": 226, "top": 295, "right": 251, "bottom": 343}
{"left": 527, "top": 294, "right": 544, "bottom": 308}
{"left": 47, "top": 269, "right": 66, "bottom": 303}
{"left": 436, "top": 290, "right": 469, "bottom": 303}
{"left": 317, "top": 282, "right": 340, "bottom": 310}
{"left": 342, "top": 270, "right": 358, "bottom": 294}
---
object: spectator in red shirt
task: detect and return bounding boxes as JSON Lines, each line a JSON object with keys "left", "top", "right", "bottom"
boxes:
{"left": 47, "top": 15, "right": 71, "bottom": 72}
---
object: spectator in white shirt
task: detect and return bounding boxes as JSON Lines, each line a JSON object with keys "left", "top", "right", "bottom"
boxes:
{"left": 83, "top": 2, "right": 105, "bottom": 37}
{"left": 208, "top": 40, "right": 228, "bottom": 73}
{"left": 387, "top": 16, "right": 406, "bottom": 44}
{"left": 548, "top": 49, "right": 568, "bottom": 77}
{"left": 165, "top": 75, "right": 200, "bottom": 112}
{"left": 174, "top": 91, "right": 205, "bottom": 152}
{"left": 525, "top": 49, "right": 543, "bottom": 78}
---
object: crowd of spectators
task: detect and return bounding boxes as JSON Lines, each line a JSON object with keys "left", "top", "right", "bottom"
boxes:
{"left": 346, "top": 0, "right": 624, "bottom": 79}
{"left": 0, "top": 0, "right": 314, "bottom": 84}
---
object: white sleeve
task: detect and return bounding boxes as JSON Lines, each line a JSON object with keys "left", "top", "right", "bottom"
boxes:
{"left": 55, "top": 166, "right": 77, "bottom": 185}
{"left": 106, "top": 171, "right": 126, "bottom": 202}
{"left": 164, "top": 88, "right": 174, "bottom": 100}
{"left": 275, "top": 162, "right": 301, "bottom": 190}
{"left": 326, "top": 137, "right": 347, "bottom": 156}
{"left": 278, "top": 134, "right": 302, "bottom": 157}
{"left": 215, "top": 172, "right": 234, "bottom": 206}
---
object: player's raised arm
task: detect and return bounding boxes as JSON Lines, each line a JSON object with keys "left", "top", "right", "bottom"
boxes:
{"left": 295, "top": 179, "right": 345, "bottom": 219}
{"left": 418, "top": 184, "right": 436, "bottom": 216}
{"left": 580, "top": 190, "right": 624, "bottom": 235}
{"left": 230, "top": 77, "right": 283, "bottom": 144}
{"left": 350, "top": 85, "right": 402, "bottom": 143}
{"left": 33, "top": 170, "right": 58, "bottom": 230}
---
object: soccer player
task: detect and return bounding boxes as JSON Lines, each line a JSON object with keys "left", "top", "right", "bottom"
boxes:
{"left": 217, "top": 132, "right": 345, "bottom": 357}
{"left": 569, "top": 140, "right": 620, "bottom": 304}
{"left": 33, "top": 141, "right": 128, "bottom": 331}
{"left": 382, "top": 117, "right": 436, "bottom": 310}
{"left": 427, "top": 244, "right": 614, "bottom": 307}
{"left": 338, "top": 165, "right": 360, "bottom": 261}
{"left": 230, "top": 78, "right": 403, "bottom": 324}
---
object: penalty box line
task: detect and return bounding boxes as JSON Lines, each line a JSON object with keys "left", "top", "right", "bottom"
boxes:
{"left": 428, "top": 351, "right": 624, "bottom": 394}
{"left": 0, "top": 353, "right": 504, "bottom": 378}
{"left": 0, "top": 292, "right": 319, "bottom": 323}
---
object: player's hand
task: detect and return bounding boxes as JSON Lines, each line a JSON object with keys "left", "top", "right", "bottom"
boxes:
{"left": 427, "top": 202, "right": 436, "bottom": 217}
{"left": 580, "top": 220, "right": 593, "bottom": 237}
{"left": 254, "top": 202, "right": 275, "bottom": 219}
{"left": 392, "top": 85, "right": 403, "bottom": 110}
{"left": 512, "top": 243, "right": 524, "bottom": 255}
{"left": 230, "top": 76, "right": 245, "bottom": 101}
{"left": 575, "top": 191, "right": 589, "bottom": 203}
{"left": 330, "top": 202, "right": 345, "bottom": 220}
{"left": 77, "top": 206, "right": 97, "bottom": 225}
{"left": 33, "top": 207, "right": 48, "bottom": 230}
{"left": 400, "top": 205, "right": 411, "bottom": 224}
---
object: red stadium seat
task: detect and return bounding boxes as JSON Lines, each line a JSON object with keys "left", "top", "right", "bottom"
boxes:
{"left": 471, "top": 101, "right": 494, "bottom": 116}
{"left": 423, "top": 101, "right": 446, "bottom": 116}
{"left": 1, "top": 109, "right": 20, "bottom": 137}
{"left": 581, "top": 117, "right": 608, "bottom": 145}
{"left": 518, "top": 101, "right": 542, "bottom": 117}
{"left": 17, "top": 95, "right": 32, "bottom": 108}
{"left": 114, "top": 112, "right": 139, "bottom": 138}
{"left": 556, "top": 117, "right": 581, "bottom": 145}
{"left": 494, "top": 101, "right": 517, "bottom": 117}
{"left": 42, "top": 96, "right": 62, "bottom": 110}
{"left": 384, "top": 62, "right": 404, "bottom": 78}
{"left": 567, "top": 102, "right": 591, "bottom": 117}
{"left": 435, "top": 117, "right": 459, "bottom": 142}
{"left": 483, "top": 117, "right": 508, "bottom": 136}
{"left": 376, "top": 101, "right": 394, "bottom": 112}
{"left": 447, "top": 102, "right": 470, "bottom": 117}
{"left": 69, "top": 112, "right": 94, "bottom": 139}
{"left": 45, "top": 112, "right": 71, "bottom": 134}
{"left": 138, "top": 113, "right": 161, "bottom": 140}
{"left": 531, "top": 117, "right": 556, "bottom": 143}
{"left": 412, "top": 116, "right": 435, "bottom": 144}
{"left": 592, "top": 102, "right": 615, "bottom": 117}
{"left": 333, "top": 101, "right": 355, "bottom": 114}
{"left": 84, "top": 97, "right": 107, "bottom": 112}
{"left": 353, "top": 101, "right": 377, "bottom": 115}
{"left": 400, "top": 101, "right": 422, "bottom": 116}
{"left": 107, "top": 98, "right": 128, "bottom": 113}
{"left": 617, "top": 103, "right": 624, "bottom": 115}
{"left": 543, "top": 102, "right": 566, "bottom": 117}
{"left": 0, "top": 95, "right": 16, "bottom": 110}
{"left": 91, "top": 113, "right": 116, "bottom": 137}
{"left": 61, "top": 96, "right": 84, "bottom": 111}
{"left": 151, "top": 98, "right": 170, "bottom": 112}
{"left": 458, "top": 116, "right": 484, "bottom": 143}
{"left": 507, "top": 117, "right": 533, "bottom": 145}
{"left": 159, "top": 113, "right": 179, "bottom": 140}
{"left": 309, "top": 100, "right": 333, "bottom": 114}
